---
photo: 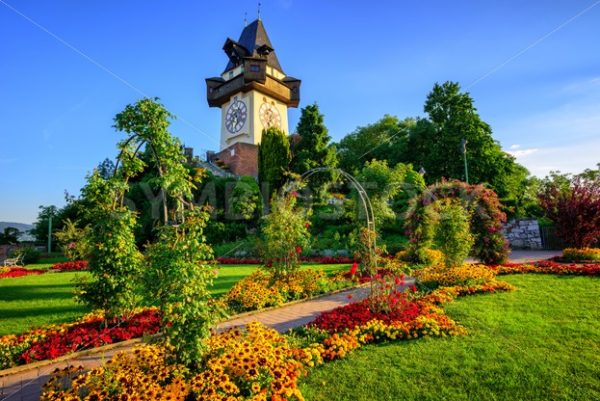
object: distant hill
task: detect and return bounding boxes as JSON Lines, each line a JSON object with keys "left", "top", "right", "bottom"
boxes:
{"left": 0, "top": 222, "right": 33, "bottom": 233}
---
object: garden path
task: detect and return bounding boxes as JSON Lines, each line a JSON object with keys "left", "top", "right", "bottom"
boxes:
{"left": 0, "top": 250, "right": 561, "bottom": 401}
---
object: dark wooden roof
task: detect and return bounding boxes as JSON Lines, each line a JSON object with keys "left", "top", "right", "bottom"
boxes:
{"left": 224, "top": 19, "right": 283, "bottom": 73}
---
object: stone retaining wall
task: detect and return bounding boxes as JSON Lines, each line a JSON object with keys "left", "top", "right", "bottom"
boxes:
{"left": 503, "top": 219, "right": 543, "bottom": 250}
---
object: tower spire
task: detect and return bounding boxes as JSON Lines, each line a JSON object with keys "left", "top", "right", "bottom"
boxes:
{"left": 244, "top": 11, "right": 248, "bottom": 26}
{"left": 257, "top": 1, "right": 261, "bottom": 20}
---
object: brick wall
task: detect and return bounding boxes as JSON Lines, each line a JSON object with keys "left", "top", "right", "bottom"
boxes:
{"left": 212, "top": 143, "right": 259, "bottom": 178}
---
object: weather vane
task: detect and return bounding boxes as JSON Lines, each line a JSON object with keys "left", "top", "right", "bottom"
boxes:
{"left": 244, "top": 11, "right": 248, "bottom": 26}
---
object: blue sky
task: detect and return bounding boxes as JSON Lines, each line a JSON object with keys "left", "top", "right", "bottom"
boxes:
{"left": 1, "top": 0, "right": 599, "bottom": 223}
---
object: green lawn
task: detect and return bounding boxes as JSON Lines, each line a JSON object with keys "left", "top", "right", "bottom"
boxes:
{"left": 0, "top": 263, "right": 350, "bottom": 336}
{"left": 300, "top": 275, "right": 600, "bottom": 401}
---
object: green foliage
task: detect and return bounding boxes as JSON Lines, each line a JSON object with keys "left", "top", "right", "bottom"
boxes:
{"left": 0, "top": 227, "right": 20, "bottom": 245}
{"left": 405, "top": 180, "right": 508, "bottom": 264}
{"left": 336, "top": 115, "right": 414, "bottom": 173}
{"left": 54, "top": 218, "right": 90, "bottom": 261}
{"left": 77, "top": 172, "right": 143, "bottom": 320}
{"left": 14, "top": 246, "right": 41, "bottom": 264}
{"left": 145, "top": 208, "right": 220, "bottom": 367}
{"left": 260, "top": 191, "right": 311, "bottom": 279}
{"left": 230, "top": 176, "right": 262, "bottom": 221}
{"left": 356, "top": 160, "right": 425, "bottom": 227}
{"left": 291, "top": 103, "right": 338, "bottom": 197}
{"left": 258, "top": 127, "right": 291, "bottom": 191}
{"left": 433, "top": 201, "right": 474, "bottom": 267}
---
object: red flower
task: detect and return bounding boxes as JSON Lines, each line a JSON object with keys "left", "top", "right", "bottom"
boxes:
{"left": 347, "top": 294, "right": 353, "bottom": 300}
{"left": 410, "top": 285, "right": 417, "bottom": 292}
{"left": 295, "top": 245, "right": 302, "bottom": 254}
{"left": 304, "top": 222, "right": 311, "bottom": 229}
{"left": 290, "top": 191, "right": 299, "bottom": 198}
{"left": 349, "top": 262, "right": 358, "bottom": 276}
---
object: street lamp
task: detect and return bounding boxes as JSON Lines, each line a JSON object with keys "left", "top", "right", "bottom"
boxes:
{"left": 418, "top": 166, "right": 426, "bottom": 176}
{"left": 460, "top": 138, "right": 469, "bottom": 184}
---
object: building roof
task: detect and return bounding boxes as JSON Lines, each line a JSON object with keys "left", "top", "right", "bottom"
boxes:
{"left": 224, "top": 19, "right": 283, "bottom": 73}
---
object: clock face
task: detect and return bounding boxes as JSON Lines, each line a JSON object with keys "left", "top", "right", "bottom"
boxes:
{"left": 225, "top": 99, "right": 247, "bottom": 134}
{"left": 259, "top": 102, "right": 281, "bottom": 129}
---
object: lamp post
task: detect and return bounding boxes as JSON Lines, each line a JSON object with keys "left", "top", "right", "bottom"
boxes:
{"left": 460, "top": 139, "right": 469, "bottom": 184}
{"left": 47, "top": 215, "right": 52, "bottom": 254}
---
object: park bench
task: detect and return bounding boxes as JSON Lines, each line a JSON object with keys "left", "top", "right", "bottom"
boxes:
{"left": 3, "top": 254, "right": 23, "bottom": 267}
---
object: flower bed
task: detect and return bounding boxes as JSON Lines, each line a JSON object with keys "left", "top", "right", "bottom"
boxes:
{"left": 43, "top": 322, "right": 307, "bottom": 401}
{"left": 0, "top": 266, "right": 46, "bottom": 280}
{"left": 489, "top": 261, "right": 600, "bottom": 276}
{"left": 561, "top": 247, "right": 600, "bottom": 263}
{"left": 216, "top": 256, "right": 356, "bottom": 265}
{"left": 223, "top": 270, "right": 352, "bottom": 313}
{"left": 50, "top": 260, "right": 88, "bottom": 271}
{"left": 0, "top": 308, "right": 161, "bottom": 369}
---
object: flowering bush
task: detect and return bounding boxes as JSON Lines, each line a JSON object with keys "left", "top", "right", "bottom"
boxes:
{"left": 0, "top": 266, "right": 45, "bottom": 280}
{"left": 489, "top": 261, "right": 600, "bottom": 276}
{"left": 0, "top": 308, "right": 160, "bottom": 369}
{"left": 413, "top": 264, "right": 497, "bottom": 289}
{"left": 50, "top": 260, "right": 88, "bottom": 271}
{"left": 562, "top": 248, "right": 600, "bottom": 262}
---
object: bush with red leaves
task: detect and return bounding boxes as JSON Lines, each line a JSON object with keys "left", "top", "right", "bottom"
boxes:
{"left": 50, "top": 260, "right": 89, "bottom": 271}
{"left": 539, "top": 177, "right": 600, "bottom": 248}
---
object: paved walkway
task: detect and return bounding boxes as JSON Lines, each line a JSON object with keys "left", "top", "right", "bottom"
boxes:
{"left": 0, "top": 250, "right": 559, "bottom": 400}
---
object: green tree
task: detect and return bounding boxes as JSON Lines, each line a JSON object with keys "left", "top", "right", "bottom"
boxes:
{"left": 258, "top": 127, "right": 291, "bottom": 191}
{"left": 291, "top": 103, "right": 338, "bottom": 196}
{"left": 406, "top": 81, "right": 522, "bottom": 199}
{"left": 337, "top": 115, "right": 414, "bottom": 173}
{"left": 54, "top": 218, "right": 90, "bottom": 261}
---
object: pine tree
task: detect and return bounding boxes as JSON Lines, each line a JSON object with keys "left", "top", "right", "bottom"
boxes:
{"left": 258, "top": 127, "right": 291, "bottom": 192}
{"left": 291, "top": 103, "right": 338, "bottom": 197}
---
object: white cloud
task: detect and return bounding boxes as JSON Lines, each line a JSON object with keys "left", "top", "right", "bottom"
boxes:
{"left": 506, "top": 140, "right": 600, "bottom": 177}
{"left": 507, "top": 148, "right": 538, "bottom": 157}
{"left": 509, "top": 144, "right": 521, "bottom": 150}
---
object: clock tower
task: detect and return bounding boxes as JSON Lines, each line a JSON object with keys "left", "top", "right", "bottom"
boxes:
{"left": 205, "top": 18, "right": 301, "bottom": 177}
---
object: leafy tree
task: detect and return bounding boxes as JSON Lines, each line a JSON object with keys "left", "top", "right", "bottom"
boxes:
{"left": 337, "top": 115, "right": 414, "bottom": 173}
{"left": 77, "top": 171, "right": 143, "bottom": 320}
{"left": 0, "top": 227, "right": 20, "bottom": 245}
{"left": 258, "top": 127, "right": 291, "bottom": 192}
{"left": 539, "top": 177, "right": 600, "bottom": 248}
{"left": 405, "top": 81, "right": 522, "bottom": 199}
{"left": 291, "top": 103, "right": 338, "bottom": 196}
{"left": 259, "top": 190, "right": 311, "bottom": 280}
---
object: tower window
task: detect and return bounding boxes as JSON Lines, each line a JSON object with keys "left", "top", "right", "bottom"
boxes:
{"left": 250, "top": 64, "right": 260, "bottom": 72}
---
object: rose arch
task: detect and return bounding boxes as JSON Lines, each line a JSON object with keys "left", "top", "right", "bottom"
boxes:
{"left": 404, "top": 180, "right": 509, "bottom": 264}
